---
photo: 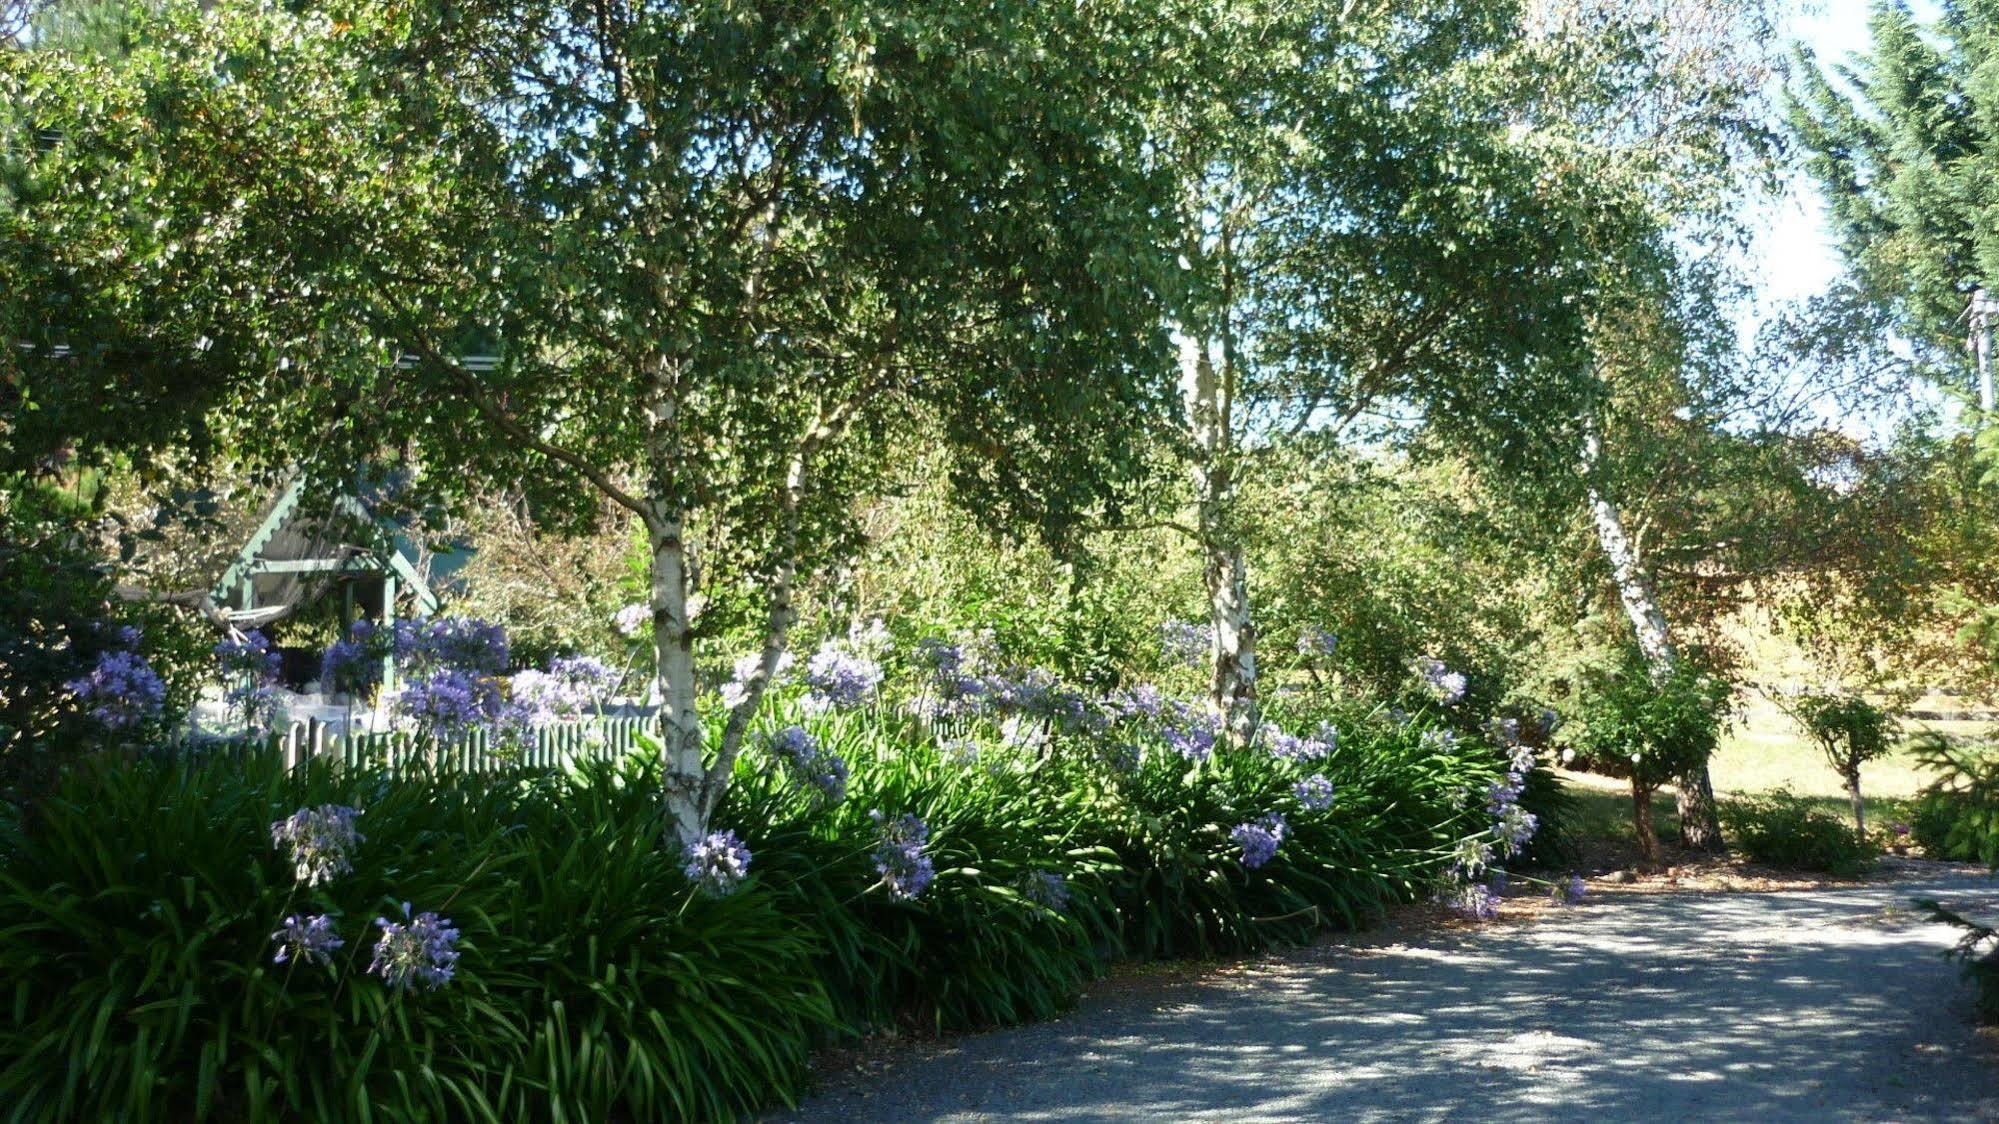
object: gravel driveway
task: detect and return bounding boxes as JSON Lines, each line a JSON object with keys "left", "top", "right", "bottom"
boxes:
{"left": 776, "top": 867, "right": 1999, "bottom": 1122}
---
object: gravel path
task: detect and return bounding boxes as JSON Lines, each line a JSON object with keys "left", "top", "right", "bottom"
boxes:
{"left": 778, "top": 867, "right": 1999, "bottom": 1122}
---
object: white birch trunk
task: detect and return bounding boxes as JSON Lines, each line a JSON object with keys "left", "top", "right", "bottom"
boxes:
{"left": 1179, "top": 329, "right": 1257, "bottom": 746}
{"left": 649, "top": 507, "right": 708, "bottom": 849}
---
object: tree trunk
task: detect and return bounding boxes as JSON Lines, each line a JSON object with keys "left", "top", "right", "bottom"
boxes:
{"left": 1585, "top": 428, "right": 1724, "bottom": 853}
{"left": 1179, "top": 328, "right": 1257, "bottom": 746}
{"left": 649, "top": 509, "right": 708, "bottom": 849}
{"left": 1632, "top": 779, "right": 1659, "bottom": 864}
{"left": 1845, "top": 767, "right": 1866, "bottom": 834}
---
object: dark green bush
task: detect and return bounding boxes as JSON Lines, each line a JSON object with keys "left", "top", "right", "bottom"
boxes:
{"left": 1719, "top": 792, "right": 1878, "bottom": 875}
{"left": 1909, "top": 736, "right": 1999, "bottom": 866}
{"left": 0, "top": 752, "right": 831, "bottom": 1122}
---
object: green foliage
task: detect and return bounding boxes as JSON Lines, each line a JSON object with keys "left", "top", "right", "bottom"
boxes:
{"left": 1914, "top": 899, "right": 1999, "bottom": 1024}
{"left": 0, "top": 753, "right": 833, "bottom": 1122}
{"left": 1718, "top": 791, "right": 1878, "bottom": 875}
{"left": 1779, "top": 691, "right": 1899, "bottom": 776}
{"left": 1545, "top": 645, "right": 1730, "bottom": 792}
{"left": 1909, "top": 734, "right": 1999, "bottom": 868}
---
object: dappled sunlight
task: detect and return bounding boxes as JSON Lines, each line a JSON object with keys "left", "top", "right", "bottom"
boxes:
{"left": 783, "top": 873, "right": 1999, "bottom": 1122}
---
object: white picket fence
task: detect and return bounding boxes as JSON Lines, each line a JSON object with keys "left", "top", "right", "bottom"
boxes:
{"left": 242, "top": 715, "right": 656, "bottom": 774}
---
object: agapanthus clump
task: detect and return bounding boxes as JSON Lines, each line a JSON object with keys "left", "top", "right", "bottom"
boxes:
{"left": 1297, "top": 627, "right": 1339, "bottom": 658}
{"left": 613, "top": 602, "right": 651, "bottom": 638}
{"left": 1160, "top": 708, "right": 1220, "bottom": 762}
{"left": 720, "top": 650, "right": 794, "bottom": 711}
{"left": 1416, "top": 657, "right": 1467, "bottom": 704}
{"left": 765, "top": 724, "right": 849, "bottom": 804}
{"left": 396, "top": 669, "right": 503, "bottom": 738}
{"left": 368, "top": 904, "right": 461, "bottom": 990}
{"left": 218, "top": 630, "right": 286, "bottom": 734}
{"left": 270, "top": 804, "right": 364, "bottom": 886}
{"left": 509, "top": 655, "right": 618, "bottom": 723}
{"left": 1448, "top": 834, "right": 1495, "bottom": 880}
{"left": 1446, "top": 883, "right": 1501, "bottom": 921}
{"left": 1023, "top": 870, "right": 1071, "bottom": 913}
{"left": 1294, "top": 773, "right": 1337, "bottom": 811}
{"left": 1230, "top": 813, "right": 1289, "bottom": 869}
{"left": 65, "top": 649, "right": 166, "bottom": 730}
{"left": 682, "top": 830, "right": 753, "bottom": 896}
{"left": 320, "top": 621, "right": 385, "bottom": 697}
{"left": 1264, "top": 721, "right": 1337, "bottom": 761}
{"left": 804, "top": 641, "right": 883, "bottom": 710}
{"left": 1109, "top": 683, "right": 1168, "bottom": 721}
{"left": 216, "top": 629, "right": 282, "bottom": 681}
{"left": 1420, "top": 728, "right": 1458, "bottom": 752}
{"left": 271, "top": 913, "right": 345, "bottom": 967}
{"left": 870, "top": 811, "right": 935, "bottom": 901}
{"left": 1159, "top": 618, "right": 1211, "bottom": 668}
{"left": 399, "top": 617, "right": 510, "bottom": 676}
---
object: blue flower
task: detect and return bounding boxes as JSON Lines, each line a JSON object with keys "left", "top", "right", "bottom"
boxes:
{"left": 368, "top": 903, "right": 461, "bottom": 990}
{"left": 764, "top": 725, "right": 848, "bottom": 804}
{"left": 1230, "top": 813, "right": 1289, "bottom": 869}
{"left": 1553, "top": 874, "right": 1587, "bottom": 905}
{"left": 271, "top": 913, "right": 345, "bottom": 967}
{"left": 1416, "top": 657, "right": 1467, "bottom": 704}
{"left": 320, "top": 621, "right": 384, "bottom": 697}
{"left": 870, "top": 811, "right": 935, "bottom": 901}
{"left": 1159, "top": 619, "right": 1211, "bottom": 668}
{"left": 401, "top": 618, "right": 510, "bottom": 676}
{"left": 805, "top": 641, "right": 884, "bottom": 709}
{"left": 396, "top": 670, "right": 503, "bottom": 738}
{"left": 1447, "top": 883, "right": 1500, "bottom": 921}
{"left": 1160, "top": 711, "right": 1219, "bottom": 762}
{"left": 1294, "top": 774, "right": 1337, "bottom": 811}
{"left": 682, "top": 830, "right": 753, "bottom": 896}
{"left": 270, "top": 804, "right": 364, "bottom": 886}
{"left": 65, "top": 649, "right": 166, "bottom": 730}
{"left": 1023, "top": 870, "right": 1070, "bottom": 913}
{"left": 216, "top": 629, "right": 282, "bottom": 681}
{"left": 613, "top": 603, "right": 650, "bottom": 638}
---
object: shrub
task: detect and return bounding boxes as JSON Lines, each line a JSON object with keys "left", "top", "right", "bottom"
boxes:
{"left": 0, "top": 752, "right": 832, "bottom": 1122}
{"left": 1719, "top": 792, "right": 1878, "bottom": 875}
{"left": 1914, "top": 900, "right": 1999, "bottom": 1024}
{"left": 1909, "top": 735, "right": 1999, "bottom": 867}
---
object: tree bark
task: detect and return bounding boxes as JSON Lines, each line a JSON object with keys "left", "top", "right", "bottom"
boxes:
{"left": 1632, "top": 779, "right": 1659, "bottom": 864}
{"left": 648, "top": 508, "right": 708, "bottom": 850}
{"left": 1584, "top": 427, "right": 1725, "bottom": 853}
{"left": 1845, "top": 767, "right": 1866, "bottom": 834}
{"left": 1179, "top": 328, "right": 1257, "bottom": 747}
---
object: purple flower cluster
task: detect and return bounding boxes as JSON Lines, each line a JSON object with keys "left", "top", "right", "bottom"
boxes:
{"left": 721, "top": 651, "right": 794, "bottom": 711}
{"left": 1296, "top": 627, "right": 1339, "bottom": 658}
{"left": 270, "top": 804, "right": 364, "bottom": 886}
{"left": 396, "top": 669, "right": 503, "bottom": 738}
{"left": 1294, "top": 773, "right": 1337, "bottom": 811}
{"left": 1231, "top": 813, "right": 1289, "bottom": 869}
{"left": 1160, "top": 619, "right": 1211, "bottom": 668}
{"left": 682, "top": 830, "right": 753, "bottom": 896}
{"left": 1485, "top": 721, "right": 1540, "bottom": 859}
{"left": 271, "top": 913, "right": 345, "bottom": 967}
{"left": 765, "top": 725, "right": 849, "bottom": 804}
{"left": 320, "top": 621, "right": 384, "bottom": 697}
{"left": 1447, "top": 883, "right": 1500, "bottom": 920}
{"left": 871, "top": 811, "right": 935, "bottom": 901}
{"left": 509, "top": 655, "right": 617, "bottom": 723}
{"left": 397, "top": 618, "right": 510, "bottom": 676}
{"left": 216, "top": 629, "right": 281, "bottom": 681}
{"left": 1109, "top": 683, "right": 1168, "bottom": 721}
{"left": 368, "top": 903, "right": 461, "bottom": 990}
{"left": 1023, "top": 870, "right": 1070, "bottom": 913}
{"left": 805, "top": 640, "right": 884, "bottom": 709}
{"left": 1264, "top": 721, "right": 1337, "bottom": 761}
{"left": 1161, "top": 711, "right": 1220, "bottom": 763}
{"left": 65, "top": 649, "right": 166, "bottom": 730}
{"left": 1551, "top": 874, "right": 1586, "bottom": 905}
{"left": 1416, "top": 657, "right": 1467, "bottom": 704}
{"left": 613, "top": 602, "right": 650, "bottom": 638}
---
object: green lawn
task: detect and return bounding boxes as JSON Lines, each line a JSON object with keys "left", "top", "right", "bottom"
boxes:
{"left": 1552, "top": 696, "right": 1995, "bottom": 856}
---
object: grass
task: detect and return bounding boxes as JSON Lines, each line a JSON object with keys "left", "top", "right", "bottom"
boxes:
{"left": 1553, "top": 695, "right": 1994, "bottom": 857}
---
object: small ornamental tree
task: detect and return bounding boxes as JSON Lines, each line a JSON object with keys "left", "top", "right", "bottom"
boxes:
{"left": 3, "top": 1, "right": 1182, "bottom": 844}
{"left": 1551, "top": 644, "right": 1730, "bottom": 862}
{"left": 1776, "top": 689, "right": 1900, "bottom": 833}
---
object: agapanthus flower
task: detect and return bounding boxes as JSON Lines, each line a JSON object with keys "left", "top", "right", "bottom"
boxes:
{"left": 1416, "top": 657, "right": 1467, "bottom": 704}
{"left": 1485, "top": 716, "right": 1522, "bottom": 746}
{"left": 1109, "top": 683, "right": 1168, "bottom": 721}
{"left": 271, "top": 913, "right": 345, "bottom": 967}
{"left": 1296, "top": 627, "right": 1339, "bottom": 657}
{"left": 1231, "top": 813, "right": 1290, "bottom": 869}
{"left": 65, "top": 649, "right": 166, "bottom": 730}
{"left": 509, "top": 655, "right": 618, "bottom": 723}
{"left": 1419, "top": 728, "right": 1458, "bottom": 752}
{"left": 938, "top": 738, "right": 981, "bottom": 767}
{"left": 1294, "top": 774, "right": 1337, "bottom": 811}
{"left": 396, "top": 669, "right": 503, "bottom": 738}
{"left": 765, "top": 725, "right": 848, "bottom": 804}
{"left": 1023, "top": 870, "right": 1070, "bottom": 913}
{"left": 270, "top": 804, "right": 364, "bottom": 886}
{"left": 216, "top": 629, "right": 282, "bottom": 680}
{"left": 1000, "top": 714, "right": 1051, "bottom": 753}
{"left": 613, "top": 602, "right": 651, "bottom": 638}
{"left": 1447, "top": 883, "right": 1501, "bottom": 921}
{"left": 1448, "top": 834, "right": 1495, "bottom": 879}
{"left": 1161, "top": 713, "right": 1219, "bottom": 762}
{"left": 321, "top": 621, "right": 384, "bottom": 697}
{"left": 871, "top": 811, "right": 935, "bottom": 901}
{"left": 1552, "top": 874, "right": 1587, "bottom": 906}
{"left": 1264, "top": 722, "right": 1337, "bottom": 761}
{"left": 1494, "top": 804, "right": 1539, "bottom": 854}
{"left": 682, "top": 830, "right": 753, "bottom": 896}
{"left": 401, "top": 618, "right": 510, "bottom": 676}
{"left": 803, "top": 641, "right": 884, "bottom": 709}
{"left": 916, "top": 636, "right": 965, "bottom": 675}
{"left": 1488, "top": 869, "right": 1509, "bottom": 896}
{"left": 368, "top": 903, "right": 461, "bottom": 990}
{"left": 1159, "top": 619, "right": 1212, "bottom": 668}
{"left": 720, "top": 650, "right": 794, "bottom": 711}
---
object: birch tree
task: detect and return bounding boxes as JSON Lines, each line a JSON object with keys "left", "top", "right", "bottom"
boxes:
{"left": 1151, "top": 0, "right": 1606, "bottom": 744}
{"left": 2, "top": 0, "right": 1180, "bottom": 844}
